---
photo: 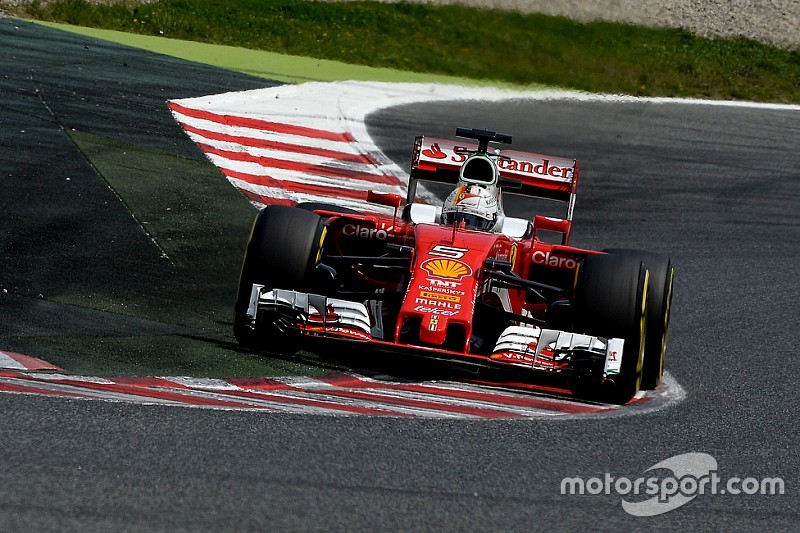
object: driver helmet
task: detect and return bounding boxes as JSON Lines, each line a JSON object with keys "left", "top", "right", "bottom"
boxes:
{"left": 442, "top": 184, "right": 499, "bottom": 231}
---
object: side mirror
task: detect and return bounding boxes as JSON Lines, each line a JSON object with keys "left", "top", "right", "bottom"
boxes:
{"left": 533, "top": 216, "right": 572, "bottom": 245}
{"left": 367, "top": 191, "right": 403, "bottom": 209}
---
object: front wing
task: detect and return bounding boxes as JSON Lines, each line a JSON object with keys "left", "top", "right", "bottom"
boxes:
{"left": 244, "top": 287, "right": 624, "bottom": 385}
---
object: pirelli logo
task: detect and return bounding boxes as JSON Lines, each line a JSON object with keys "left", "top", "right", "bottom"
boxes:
{"left": 419, "top": 291, "right": 462, "bottom": 303}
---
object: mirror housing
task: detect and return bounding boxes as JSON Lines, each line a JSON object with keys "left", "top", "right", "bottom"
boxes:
{"left": 533, "top": 215, "right": 572, "bottom": 245}
{"left": 367, "top": 191, "right": 403, "bottom": 209}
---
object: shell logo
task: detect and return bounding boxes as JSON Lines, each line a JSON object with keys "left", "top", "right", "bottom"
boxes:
{"left": 421, "top": 259, "right": 472, "bottom": 280}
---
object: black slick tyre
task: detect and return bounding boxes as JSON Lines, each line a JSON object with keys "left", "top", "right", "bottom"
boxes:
{"left": 604, "top": 249, "right": 674, "bottom": 390}
{"left": 233, "top": 206, "right": 324, "bottom": 349}
{"left": 573, "top": 253, "right": 649, "bottom": 404}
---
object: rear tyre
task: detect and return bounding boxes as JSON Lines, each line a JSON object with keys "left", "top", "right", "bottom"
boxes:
{"left": 234, "top": 206, "right": 325, "bottom": 350}
{"left": 604, "top": 249, "right": 674, "bottom": 390}
{"left": 573, "top": 254, "right": 649, "bottom": 404}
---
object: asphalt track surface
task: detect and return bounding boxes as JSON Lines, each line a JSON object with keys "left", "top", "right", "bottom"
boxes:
{"left": 2, "top": 19, "right": 799, "bottom": 532}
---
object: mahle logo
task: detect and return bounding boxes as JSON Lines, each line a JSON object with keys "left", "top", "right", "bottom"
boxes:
{"left": 561, "top": 452, "right": 785, "bottom": 516}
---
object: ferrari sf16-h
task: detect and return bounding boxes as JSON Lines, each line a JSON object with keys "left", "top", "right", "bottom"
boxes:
{"left": 234, "top": 128, "right": 674, "bottom": 404}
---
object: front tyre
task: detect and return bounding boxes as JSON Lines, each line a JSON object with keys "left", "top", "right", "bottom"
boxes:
{"left": 604, "top": 249, "right": 674, "bottom": 390}
{"left": 233, "top": 206, "right": 325, "bottom": 350}
{"left": 573, "top": 254, "right": 649, "bottom": 404}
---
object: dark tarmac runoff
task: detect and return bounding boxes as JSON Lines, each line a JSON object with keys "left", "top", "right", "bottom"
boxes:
{"left": 0, "top": 18, "right": 301, "bottom": 377}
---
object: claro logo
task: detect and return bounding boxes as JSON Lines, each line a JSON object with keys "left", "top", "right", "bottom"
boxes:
{"left": 532, "top": 250, "right": 579, "bottom": 270}
{"left": 342, "top": 224, "right": 391, "bottom": 240}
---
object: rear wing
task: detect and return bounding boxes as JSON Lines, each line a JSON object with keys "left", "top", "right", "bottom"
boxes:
{"left": 409, "top": 135, "right": 580, "bottom": 222}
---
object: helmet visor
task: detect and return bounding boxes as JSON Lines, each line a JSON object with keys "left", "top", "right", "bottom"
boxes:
{"left": 443, "top": 211, "right": 495, "bottom": 231}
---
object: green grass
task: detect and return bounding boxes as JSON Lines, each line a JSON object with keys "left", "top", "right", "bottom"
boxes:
{"left": 66, "top": 130, "right": 252, "bottom": 328}
{"left": 35, "top": 22, "right": 515, "bottom": 86}
{"left": 15, "top": 0, "right": 800, "bottom": 102}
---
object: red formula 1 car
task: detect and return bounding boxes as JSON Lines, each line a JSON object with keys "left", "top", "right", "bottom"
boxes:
{"left": 234, "top": 128, "right": 674, "bottom": 404}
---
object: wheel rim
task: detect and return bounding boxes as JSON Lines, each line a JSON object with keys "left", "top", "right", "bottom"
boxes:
{"left": 632, "top": 269, "right": 649, "bottom": 394}
{"left": 314, "top": 226, "right": 328, "bottom": 265}
{"left": 655, "top": 266, "right": 675, "bottom": 383}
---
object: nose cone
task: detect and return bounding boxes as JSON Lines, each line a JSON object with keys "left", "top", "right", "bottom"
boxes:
{"left": 418, "top": 314, "right": 449, "bottom": 346}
